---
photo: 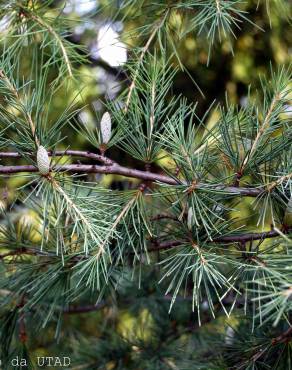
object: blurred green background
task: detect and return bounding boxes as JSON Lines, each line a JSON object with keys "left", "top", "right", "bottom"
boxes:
{"left": 0, "top": 0, "right": 291, "bottom": 368}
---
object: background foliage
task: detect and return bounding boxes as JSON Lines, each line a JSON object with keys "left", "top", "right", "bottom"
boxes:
{"left": 0, "top": 0, "right": 291, "bottom": 369}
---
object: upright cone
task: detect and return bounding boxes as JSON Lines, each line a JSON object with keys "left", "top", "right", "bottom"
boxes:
{"left": 37, "top": 145, "right": 50, "bottom": 175}
{"left": 100, "top": 111, "right": 112, "bottom": 144}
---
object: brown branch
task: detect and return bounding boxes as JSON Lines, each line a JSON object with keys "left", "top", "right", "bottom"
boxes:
{"left": 249, "top": 326, "right": 292, "bottom": 364}
{"left": 4, "top": 228, "right": 288, "bottom": 263}
{"left": 63, "top": 301, "right": 106, "bottom": 314}
{"left": 149, "top": 228, "right": 292, "bottom": 252}
{"left": 17, "top": 296, "right": 27, "bottom": 343}
{"left": 272, "top": 326, "right": 292, "bottom": 345}
{"left": 148, "top": 239, "right": 183, "bottom": 252}
{"left": 0, "top": 162, "right": 263, "bottom": 196}
{"left": 214, "top": 229, "right": 292, "bottom": 243}
{"left": 0, "top": 227, "right": 290, "bottom": 263}
{"left": 0, "top": 150, "right": 113, "bottom": 165}
{"left": 151, "top": 213, "right": 179, "bottom": 221}
{"left": 4, "top": 150, "right": 291, "bottom": 197}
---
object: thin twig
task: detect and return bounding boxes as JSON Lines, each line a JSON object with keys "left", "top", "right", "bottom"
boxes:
{"left": 3, "top": 228, "right": 290, "bottom": 261}
{"left": 151, "top": 214, "right": 179, "bottom": 221}
{"left": 17, "top": 296, "right": 27, "bottom": 343}
{"left": 271, "top": 326, "right": 292, "bottom": 345}
{"left": 214, "top": 228, "right": 292, "bottom": 243}
{"left": 64, "top": 301, "right": 106, "bottom": 314}
{"left": 249, "top": 326, "right": 292, "bottom": 364}
{"left": 267, "top": 172, "right": 292, "bottom": 192}
{"left": 148, "top": 227, "right": 292, "bottom": 252}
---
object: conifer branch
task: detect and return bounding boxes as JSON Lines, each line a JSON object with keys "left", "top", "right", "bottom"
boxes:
{"left": 0, "top": 70, "right": 40, "bottom": 146}
{"left": 0, "top": 150, "right": 114, "bottom": 165}
{"left": 151, "top": 214, "right": 179, "bottom": 221}
{"left": 150, "top": 228, "right": 292, "bottom": 252}
{"left": 272, "top": 326, "right": 292, "bottom": 345}
{"left": 248, "top": 326, "right": 292, "bottom": 364}
{"left": 50, "top": 177, "right": 104, "bottom": 253}
{"left": 0, "top": 248, "right": 61, "bottom": 260}
{"left": 93, "top": 193, "right": 138, "bottom": 261}
{"left": 1, "top": 227, "right": 291, "bottom": 260}
{"left": 240, "top": 91, "right": 281, "bottom": 174}
{"left": 124, "top": 10, "right": 169, "bottom": 112}
{"left": 64, "top": 302, "right": 106, "bottom": 314}
{"left": 25, "top": 12, "right": 73, "bottom": 77}
{"left": 215, "top": 228, "right": 292, "bottom": 243}
{"left": 0, "top": 162, "right": 263, "bottom": 196}
{"left": 17, "top": 296, "right": 27, "bottom": 343}
{"left": 0, "top": 1, "right": 290, "bottom": 365}
{"left": 267, "top": 172, "right": 292, "bottom": 192}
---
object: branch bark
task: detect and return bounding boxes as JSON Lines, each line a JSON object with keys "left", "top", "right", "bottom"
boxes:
{"left": 272, "top": 326, "right": 292, "bottom": 345}
{"left": 214, "top": 229, "right": 290, "bottom": 243}
{"left": 64, "top": 301, "right": 106, "bottom": 314}
{"left": 1, "top": 228, "right": 291, "bottom": 264}
{"left": 0, "top": 150, "right": 113, "bottom": 165}
{"left": 0, "top": 161, "right": 262, "bottom": 196}
{"left": 149, "top": 228, "right": 292, "bottom": 252}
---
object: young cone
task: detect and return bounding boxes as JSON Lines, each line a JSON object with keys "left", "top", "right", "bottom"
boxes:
{"left": 100, "top": 111, "right": 112, "bottom": 144}
{"left": 37, "top": 145, "right": 50, "bottom": 175}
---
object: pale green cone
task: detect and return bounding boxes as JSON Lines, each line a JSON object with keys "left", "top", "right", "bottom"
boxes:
{"left": 37, "top": 145, "right": 50, "bottom": 175}
{"left": 100, "top": 111, "right": 112, "bottom": 144}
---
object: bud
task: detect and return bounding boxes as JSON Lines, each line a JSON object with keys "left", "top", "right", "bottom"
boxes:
{"left": 37, "top": 145, "right": 50, "bottom": 175}
{"left": 100, "top": 111, "right": 111, "bottom": 144}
